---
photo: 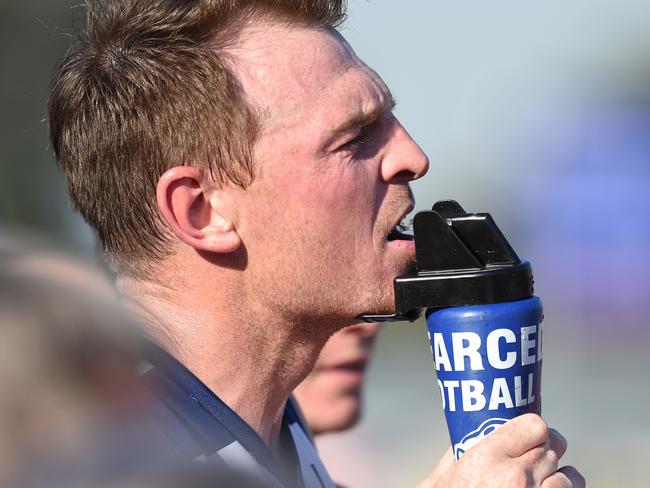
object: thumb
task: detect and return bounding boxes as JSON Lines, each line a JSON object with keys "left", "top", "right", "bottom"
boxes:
{"left": 418, "top": 446, "right": 455, "bottom": 488}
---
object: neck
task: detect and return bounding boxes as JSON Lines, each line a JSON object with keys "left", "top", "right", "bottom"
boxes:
{"left": 118, "top": 266, "right": 331, "bottom": 454}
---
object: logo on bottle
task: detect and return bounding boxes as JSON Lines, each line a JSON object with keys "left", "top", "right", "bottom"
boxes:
{"left": 453, "top": 417, "right": 508, "bottom": 460}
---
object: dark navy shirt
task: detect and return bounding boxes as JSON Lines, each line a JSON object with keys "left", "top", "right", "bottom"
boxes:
{"left": 143, "top": 342, "right": 336, "bottom": 488}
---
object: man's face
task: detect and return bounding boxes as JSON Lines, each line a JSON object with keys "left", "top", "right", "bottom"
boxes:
{"left": 293, "top": 322, "right": 382, "bottom": 435}
{"left": 230, "top": 23, "right": 429, "bottom": 326}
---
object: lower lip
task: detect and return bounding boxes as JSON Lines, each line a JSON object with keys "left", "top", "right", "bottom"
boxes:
{"left": 322, "top": 367, "right": 365, "bottom": 385}
{"left": 387, "top": 238, "right": 416, "bottom": 251}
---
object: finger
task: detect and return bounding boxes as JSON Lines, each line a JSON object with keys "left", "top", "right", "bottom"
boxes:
{"left": 480, "top": 413, "right": 549, "bottom": 458}
{"left": 518, "top": 428, "right": 566, "bottom": 484}
{"left": 519, "top": 444, "right": 559, "bottom": 485}
{"left": 541, "top": 466, "right": 585, "bottom": 488}
{"left": 558, "top": 466, "right": 585, "bottom": 488}
{"left": 418, "top": 447, "right": 454, "bottom": 488}
{"left": 548, "top": 428, "right": 568, "bottom": 460}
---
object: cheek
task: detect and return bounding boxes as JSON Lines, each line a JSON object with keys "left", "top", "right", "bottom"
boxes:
{"left": 298, "top": 166, "right": 380, "bottom": 236}
{"left": 242, "top": 156, "right": 384, "bottom": 278}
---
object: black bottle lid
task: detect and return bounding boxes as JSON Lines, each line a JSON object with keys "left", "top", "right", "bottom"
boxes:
{"left": 358, "top": 200, "right": 534, "bottom": 323}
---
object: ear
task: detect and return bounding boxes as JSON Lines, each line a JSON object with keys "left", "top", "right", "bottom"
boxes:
{"left": 156, "top": 166, "right": 241, "bottom": 253}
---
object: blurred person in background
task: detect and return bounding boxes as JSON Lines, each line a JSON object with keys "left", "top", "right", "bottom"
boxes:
{"left": 293, "top": 323, "right": 380, "bottom": 488}
{"left": 13, "top": 251, "right": 116, "bottom": 298}
{"left": 0, "top": 254, "right": 148, "bottom": 487}
{"left": 47, "top": 0, "right": 583, "bottom": 486}
{"left": 0, "top": 247, "right": 269, "bottom": 487}
{"left": 294, "top": 323, "right": 381, "bottom": 437}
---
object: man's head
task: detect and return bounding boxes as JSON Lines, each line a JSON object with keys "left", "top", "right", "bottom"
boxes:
{"left": 49, "top": 0, "right": 346, "bottom": 277}
{"left": 50, "top": 0, "right": 428, "bottom": 328}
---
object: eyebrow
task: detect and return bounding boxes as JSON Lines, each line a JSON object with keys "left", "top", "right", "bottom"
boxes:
{"left": 326, "top": 94, "right": 397, "bottom": 144}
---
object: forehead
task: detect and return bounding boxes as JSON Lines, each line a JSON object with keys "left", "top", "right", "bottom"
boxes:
{"left": 228, "top": 22, "right": 392, "bottom": 135}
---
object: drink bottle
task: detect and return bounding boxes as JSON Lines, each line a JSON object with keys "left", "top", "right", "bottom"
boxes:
{"left": 360, "top": 200, "right": 543, "bottom": 460}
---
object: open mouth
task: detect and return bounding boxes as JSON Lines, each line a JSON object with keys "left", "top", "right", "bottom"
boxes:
{"left": 386, "top": 219, "right": 414, "bottom": 241}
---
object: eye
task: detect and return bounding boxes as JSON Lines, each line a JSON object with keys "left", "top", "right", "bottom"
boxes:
{"left": 338, "top": 126, "right": 370, "bottom": 153}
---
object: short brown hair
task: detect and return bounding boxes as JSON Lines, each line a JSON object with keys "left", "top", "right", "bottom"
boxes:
{"left": 49, "top": 0, "right": 346, "bottom": 277}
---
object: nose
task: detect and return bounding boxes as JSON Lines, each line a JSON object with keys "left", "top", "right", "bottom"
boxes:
{"left": 380, "top": 120, "right": 429, "bottom": 184}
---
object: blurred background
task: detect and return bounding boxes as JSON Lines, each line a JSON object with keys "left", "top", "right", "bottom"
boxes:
{"left": 1, "top": 0, "right": 649, "bottom": 486}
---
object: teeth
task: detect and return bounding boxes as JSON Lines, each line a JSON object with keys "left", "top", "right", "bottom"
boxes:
{"left": 395, "top": 218, "right": 414, "bottom": 236}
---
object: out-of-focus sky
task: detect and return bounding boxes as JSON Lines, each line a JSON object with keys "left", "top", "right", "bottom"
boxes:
{"left": 344, "top": 0, "right": 650, "bottom": 211}
{"left": 1, "top": 1, "right": 649, "bottom": 487}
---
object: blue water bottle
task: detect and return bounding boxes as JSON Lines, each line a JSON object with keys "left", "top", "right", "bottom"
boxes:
{"left": 360, "top": 200, "right": 542, "bottom": 460}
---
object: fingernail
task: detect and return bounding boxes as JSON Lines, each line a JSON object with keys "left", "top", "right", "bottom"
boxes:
{"left": 552, "top": 428, "right": 567, "bottom": 450}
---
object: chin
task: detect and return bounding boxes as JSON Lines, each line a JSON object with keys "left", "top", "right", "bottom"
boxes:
{"left": 359, "top": 284, "right": 397, "bottom": 316}
{"left": 307, "top": 392, "right": 364, "bottom": 436}
{"left": 320, "top": 407, "right": 362, "bottom": 435}
{"left": 393, "top": 251, "right": 417, "bottom": 276}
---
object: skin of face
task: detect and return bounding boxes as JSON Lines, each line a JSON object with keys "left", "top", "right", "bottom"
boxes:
{"left": 225, "top": 23, "right": 430, "bottom": 332}
{"left": 293, "top": 322, "right": 382, "bottom": 436}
